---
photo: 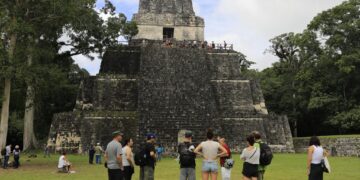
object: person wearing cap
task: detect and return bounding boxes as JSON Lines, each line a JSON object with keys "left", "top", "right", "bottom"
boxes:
{"left": 13, "top": 145, "right": 21, "bottom": 169}
{"left": 178, "top": 131, "right": 196, "bottom": 180}
{"left": 140, "top": 133, "right": 157, "bottom": 180}
{"left": 95, "top": 142, "right": 104, "bottom": 164}
{"left": 105, "top": 131, "right": 124, "bottom": 180}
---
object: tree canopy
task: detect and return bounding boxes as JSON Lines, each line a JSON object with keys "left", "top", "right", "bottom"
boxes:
{"left": 260, "top": 0, "right": 360, "bottom": 136}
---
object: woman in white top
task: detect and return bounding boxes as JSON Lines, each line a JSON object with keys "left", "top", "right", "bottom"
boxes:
{"left": 122, "top": 138, "right": 135, "bottom": 180}
{"left": 194, "top": 129, "right": 228, "bottom": 180}
{"left": 240, "top": 134, "right": 260, "bottom": 180}
{"left": 58, "top": 152, "right": 72, "bottom": 173}
{"left": 307, "top": 136, "right": 327, "bottom": 180}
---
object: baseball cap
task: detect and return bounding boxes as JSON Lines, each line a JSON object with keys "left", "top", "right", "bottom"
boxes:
{"left": 112, "top": 131, "right": 124, "bottom": 137}
{"left": 147, "top": 133, "right": 156, "bottom": 140}
{"left": 185, "top": 131, "right": 193, "bottom": 138}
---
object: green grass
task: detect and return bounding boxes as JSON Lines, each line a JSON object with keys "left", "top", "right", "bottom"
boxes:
{"left": 0, "top": 154, "right": 359, "bottom": 180}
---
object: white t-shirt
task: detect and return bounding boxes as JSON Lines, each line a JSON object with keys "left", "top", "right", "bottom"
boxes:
{"left": 311, "top": 146, "right": 324, "bottom": 164}
{"left": 58, "top": 155, "right": 69, "bottom": 168}
{"left": 240, "top": 147, "right": 260, "bottom": 165}
{"left": 5, "top": 146, "right": 11, "bottom": 156}
{"left": 200, "top": 140, "right": 221, "bottom": 161}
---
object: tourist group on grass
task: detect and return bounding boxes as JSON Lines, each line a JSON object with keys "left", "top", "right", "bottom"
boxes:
{"left": 1, "top": 129, "right": 330, "bottom": 180}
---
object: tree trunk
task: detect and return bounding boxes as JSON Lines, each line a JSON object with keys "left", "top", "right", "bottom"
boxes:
{"left": 292, "top": 81, "right": 298, "bottom": 137}
{"left": 0, "top": 34, "right": 17, "bottom": 149}
{"left": 23, "top": 85, "right": 38, "bottom": 150}
{"left": 23, "top": 47, "right": 38, "bottom": 151}
{"left": 0, "top": 79, "right": 11, "bottom": 149}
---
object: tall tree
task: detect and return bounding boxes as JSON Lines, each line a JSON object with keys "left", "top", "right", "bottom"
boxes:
{"left": 267, "top": 31, "right": 321, "bottom": 136}
{"left": 1, "top": 0, "right": 138, "bottom": 150}
{"left": 262, "top": 0, "right": 360, "bottom": 136}
{"left": 0, "top": 0, "right": 19, "bottom": 149}
{"left": 307, "top": 0, "right": 360, "bottom": 133}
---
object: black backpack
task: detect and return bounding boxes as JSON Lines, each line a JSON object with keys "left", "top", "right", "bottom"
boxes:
{"left": 178, "top": 143, "right": 195, "bottom": 167}
{"left": 134, "top": 146, "right": 147, "bottom": 166}
{"left": 259, "top": 143, "right": 273, "bottom": 166}
{"left": 1, "top": 148, "right": 6, "bottom": 156}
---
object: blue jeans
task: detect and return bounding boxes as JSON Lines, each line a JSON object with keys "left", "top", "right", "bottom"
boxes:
{"left": 95, "top": 155, "right": 101, "bottom": 164}
{"left": 14, "top": 155, "right": 20, "bottom": 168}
{"left": 157, "top": 153, "right": 162, "bottom": 161}
{"left": 3, "top": 155, "right": 9, "bottom": 168}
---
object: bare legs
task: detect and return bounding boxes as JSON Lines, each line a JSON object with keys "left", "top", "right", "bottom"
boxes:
{"left": 202, "top": 172, "right": 218, "bottom": 180}
{"left": 242, "top": 176, "right": 257, "bottom": 180}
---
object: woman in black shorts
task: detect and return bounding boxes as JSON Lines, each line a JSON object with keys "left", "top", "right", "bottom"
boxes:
{"left": 240, "top": 134, "right": 260, "bottom": 180}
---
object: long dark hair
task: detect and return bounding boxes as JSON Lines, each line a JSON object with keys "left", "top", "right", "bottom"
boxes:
{"left": 123, "top": 138, "right": 132, "bottom": 146}
{"left": 309, "top": 136, "right": 321, "bottom": 146}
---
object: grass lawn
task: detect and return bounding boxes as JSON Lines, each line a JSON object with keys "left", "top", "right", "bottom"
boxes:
{"left": 0, "top": 153, "right": 359, "bottom": 180}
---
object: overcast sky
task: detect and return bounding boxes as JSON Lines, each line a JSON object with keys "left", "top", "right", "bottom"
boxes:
{"left": 74, "top": 0, "right": 346, "bottom": 75}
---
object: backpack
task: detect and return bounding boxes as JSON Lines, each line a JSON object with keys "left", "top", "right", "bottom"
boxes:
{"left": 259, "top": 143, "right": 273, "bottom": 166}
{"left": 178, "top": 143, "right": 195, "bottom": 167}
{"left": 1, "top": 148, "right": 6, "bottom": 156}
{"left": 134, "top": 146, "right": 147, "bottom": 166}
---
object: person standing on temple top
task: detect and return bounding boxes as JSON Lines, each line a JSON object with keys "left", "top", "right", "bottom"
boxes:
{"left": 224, "top": 41, "right": 227, "bottom": 50}
{"left": 211, "top": 41, "right": 215, "bottom": 49}
{"left": 194, "top": 129, "right": 228, "bottom": 180}
{"left": 218, "top": 137, "right": 232, "bottom": 180}
{"left": 178, "top": 131, "right": 196, "bottom": 180}
{"left": 95, "top": 142, "right": 104, "bottom": 164}
{"left": 201, "top": 41, "right": 205, "bottom": 49}
{"left": 2, "top": 144, "right": 12, "bottom": 169}
{"left": 13, "top": 145, "right": 21, "bottom": 169}
{"left": 193, "top": 41, "right": 198, "bottom": 48}
{"left": 122, "top": 138, "right": 135, "bottom": 180}
{"left": 105, "top": 131, "right": 124, "bottom": 180}
{"left": 240, "top": 134, "right": 260, "bottom": 180}
{"left": 89, "top": 144, "right": 95, "bottom": 164}
{"left": 139, "top": 133, "right": 157, "bottom": 180}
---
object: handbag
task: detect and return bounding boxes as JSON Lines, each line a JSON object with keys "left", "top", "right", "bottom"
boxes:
{"left": 224, "top": 158, "right": 235, "bottom": 169}
{"left": 321, "top": 157, "right": 331, "bottom": 173}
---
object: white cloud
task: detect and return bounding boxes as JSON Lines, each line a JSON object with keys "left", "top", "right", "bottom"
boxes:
{"left": 198, "top": 0, "right": 346, "bottom": 70}
{"left": 76, "top": 0, "right": 346, "bottom": 75}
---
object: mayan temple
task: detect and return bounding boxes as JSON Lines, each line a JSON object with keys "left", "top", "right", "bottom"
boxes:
{"left": 48, "top": 0, "right": 294, "bottom": 153}
{"left": 133, "top": 0, "right": 204, "bottom": 41}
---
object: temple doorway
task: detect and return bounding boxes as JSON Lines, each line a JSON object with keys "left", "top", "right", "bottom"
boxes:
{"left": 163, "top": 27, "right": 174, "bottom": 39}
